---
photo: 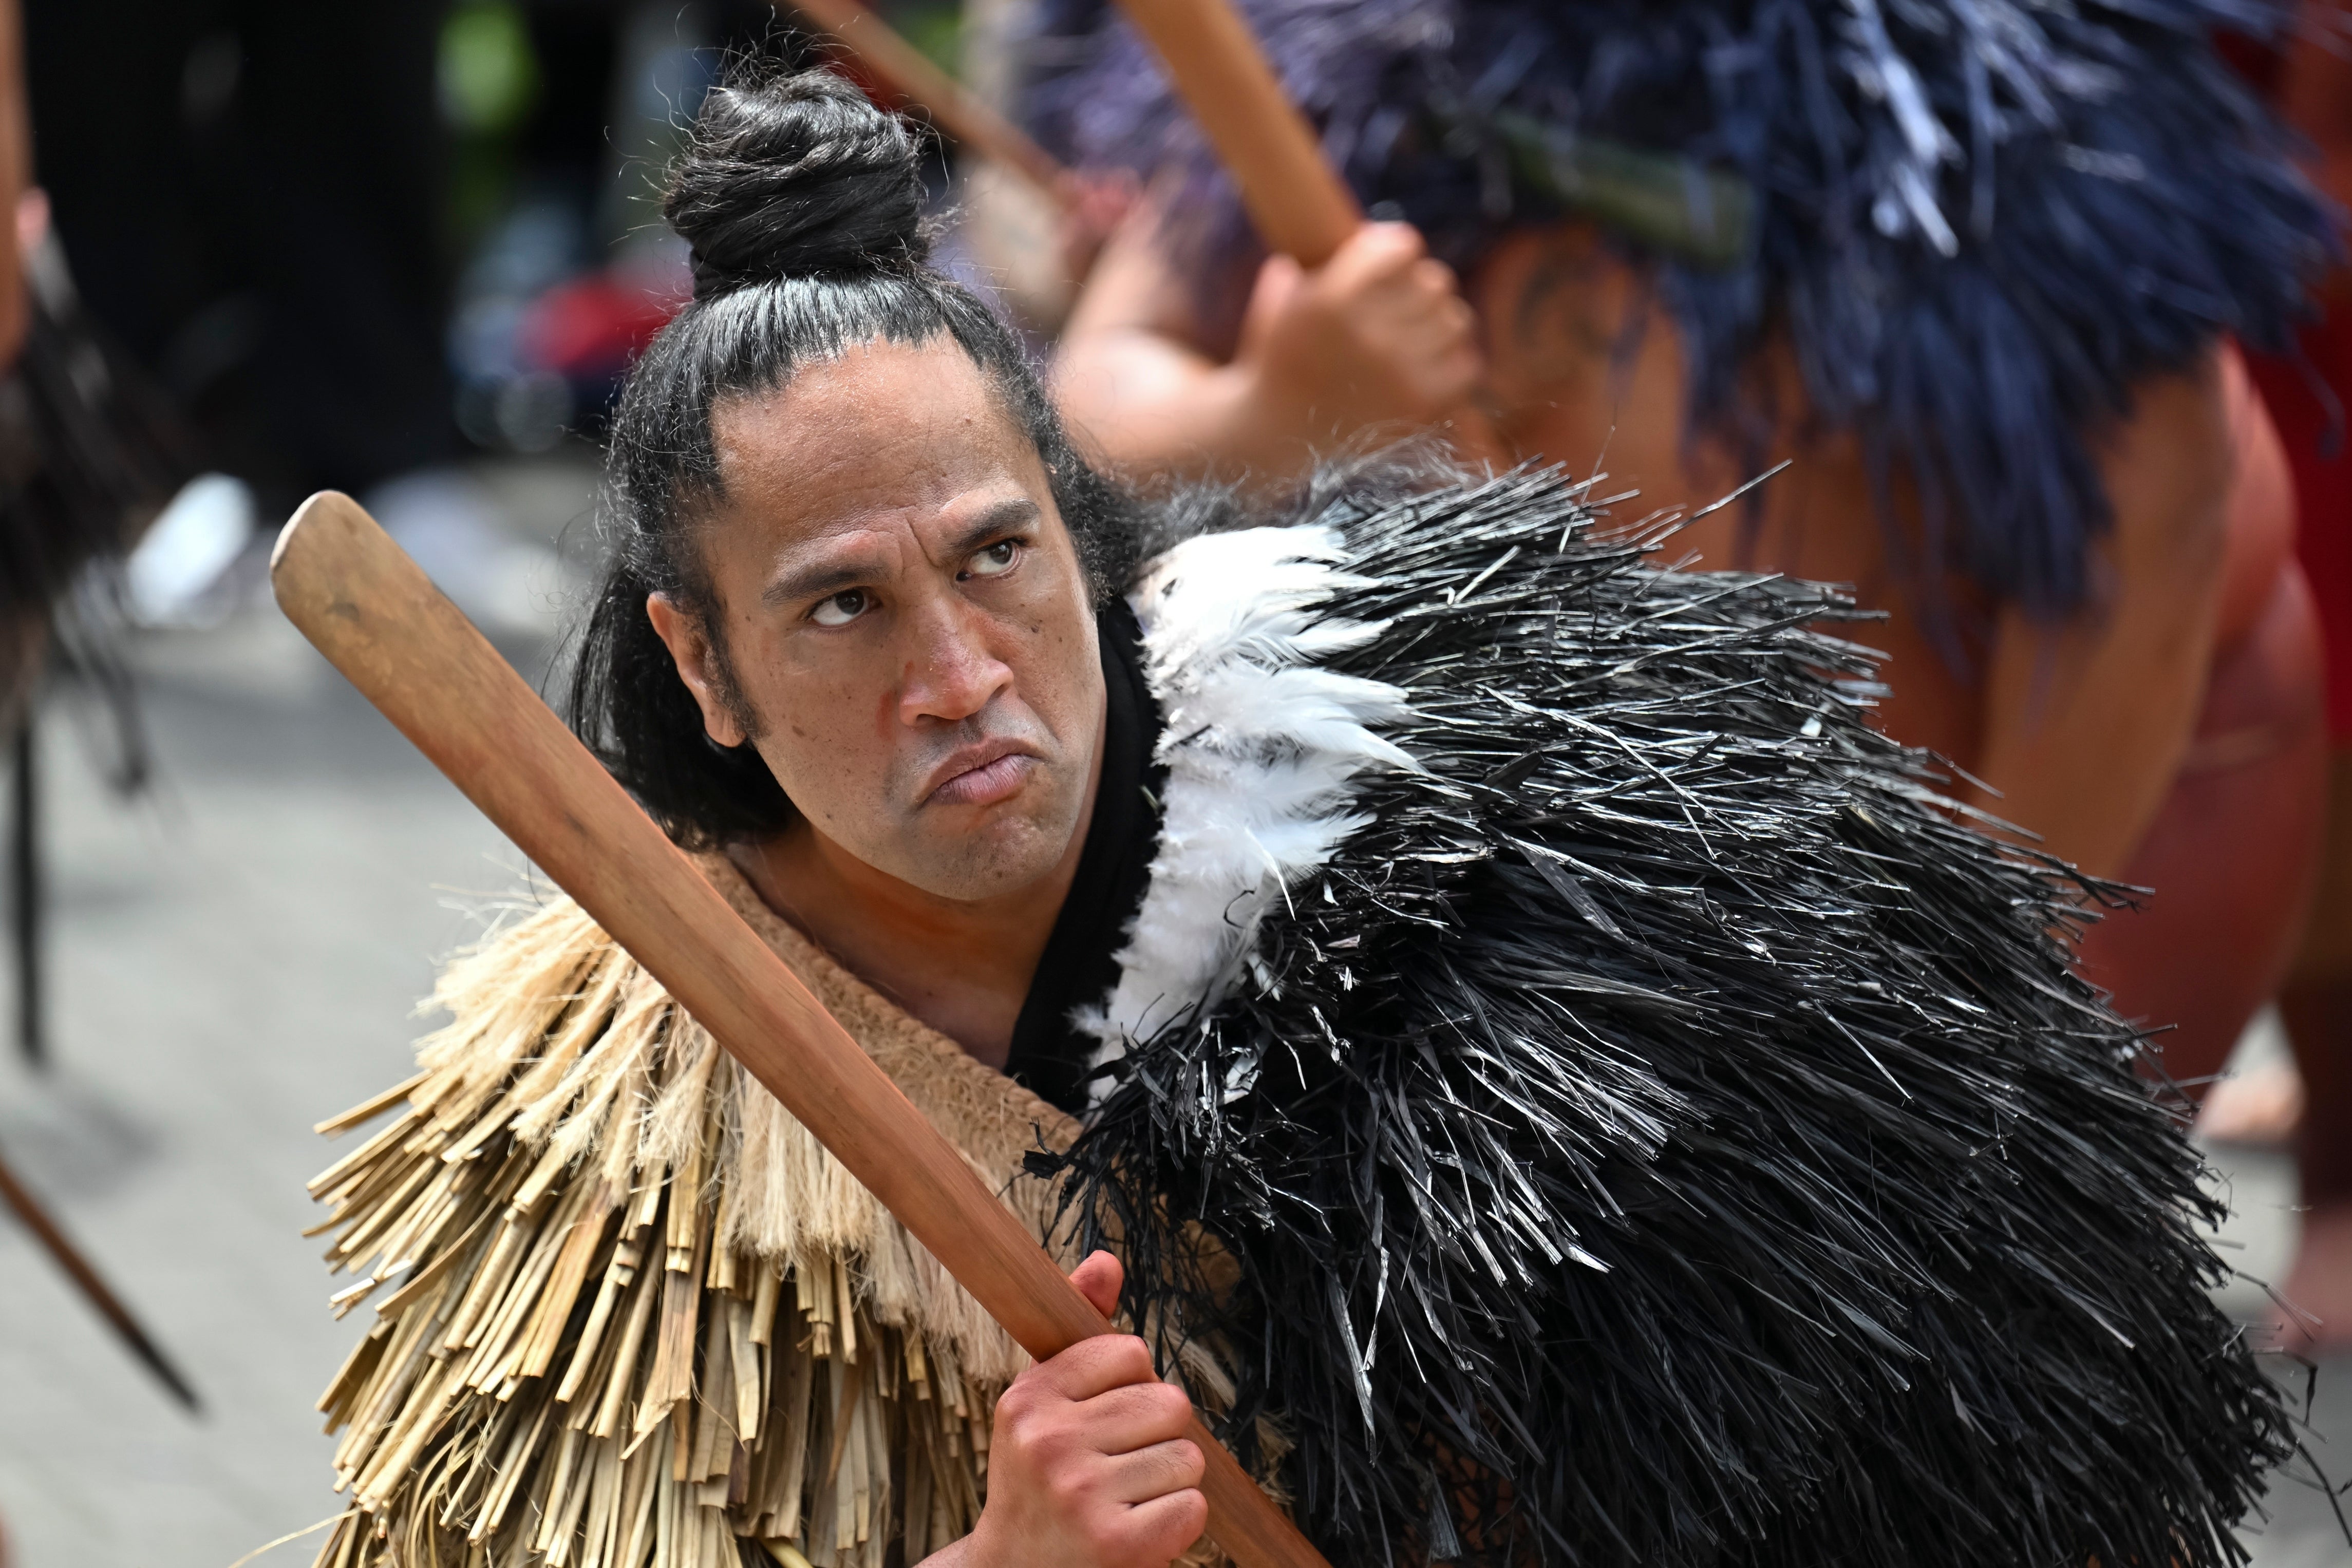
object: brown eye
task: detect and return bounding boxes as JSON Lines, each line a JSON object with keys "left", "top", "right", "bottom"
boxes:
{"left": 810, "top": 588, "right": 869, "bottom": 627}
{"left": 966, "top": 539, "right": 1021, "bottom": 578}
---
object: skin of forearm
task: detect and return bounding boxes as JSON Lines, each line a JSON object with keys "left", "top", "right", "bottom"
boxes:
{"left": 1051, "top": 202, "right": 1489, "bottom": 487}
{"left": 1966, "top": 353, "right": 2239, "bottom": 877}
{"left": 1052, "top": 325, "right": 1324, "bottom": 486}
{"left": 1052, "top": 209, "right": 1314, "bottom": 485}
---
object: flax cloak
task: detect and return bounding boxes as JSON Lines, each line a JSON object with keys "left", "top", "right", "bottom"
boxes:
{"left": 302, "top": 851, "right": 1247, "bottom": 1568}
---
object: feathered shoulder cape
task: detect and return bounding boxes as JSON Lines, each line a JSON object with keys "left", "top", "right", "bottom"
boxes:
{"left": 307, "top": 465, "right": 2281, "bottom": 1568}
{"left": 1053, "top": 464, "right": 2287, "bottom": 1567}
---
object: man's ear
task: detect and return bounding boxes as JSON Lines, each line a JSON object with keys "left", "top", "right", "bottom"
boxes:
{"left": 645, "top": 593, "right": 750, "bottom": 749}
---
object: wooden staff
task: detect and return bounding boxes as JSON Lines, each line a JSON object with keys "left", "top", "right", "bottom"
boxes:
{"left": 1114, "top": 0, "right": 1354, "bottom": 268}
{"left": 784, "top": 0, "right": 1070, "bottom": 204}
{"left": 0, "top": 1135, "right": 200, "bottom": 1410}
{"left": 270, "top": 493, "right": 1330, "bottom": 1568}
{"left": 1114, "top": 0, "right": 1511, "bottom": 462}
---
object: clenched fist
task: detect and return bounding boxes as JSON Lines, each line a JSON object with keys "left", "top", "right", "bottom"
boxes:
{"left": 1234, "top": 220, "right": 1484, "bottom": 442}
{"left": 920, "top": 1251, "right": 1208, "bottom": 1568}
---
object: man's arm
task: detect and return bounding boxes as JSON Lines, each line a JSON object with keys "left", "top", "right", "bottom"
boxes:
{"left": 1965, "top": 346, "right": 2273, "bottom": 876}
{"left": 1051, "top": 196, "right": 1481, "bottom": 488}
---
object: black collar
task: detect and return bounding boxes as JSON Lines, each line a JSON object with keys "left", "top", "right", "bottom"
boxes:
{"left": 1002, "top": 600, "right": 1164, "bottom": 1117}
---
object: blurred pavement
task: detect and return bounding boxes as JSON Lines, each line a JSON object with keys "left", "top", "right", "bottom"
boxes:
{"left": 0, "top": 452, "right": 2345, "bottom": 1566}
{"left": 0, "top": 455, "right": 596, "bottom": 1568}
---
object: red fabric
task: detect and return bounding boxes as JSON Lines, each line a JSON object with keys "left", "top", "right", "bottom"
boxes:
{"left": 2246, "top": 320, "right": 2352, "bottom": 741}
{"left": 519, "top": 274, "right": 682, "bottom": 386}
{"left": 2074, "top": 560, "right": 2329, "bottom": 1086}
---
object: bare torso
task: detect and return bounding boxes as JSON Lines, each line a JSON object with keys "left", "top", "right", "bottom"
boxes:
{"left": 1470, "top": 224, "right": 2288, "bottom": 877}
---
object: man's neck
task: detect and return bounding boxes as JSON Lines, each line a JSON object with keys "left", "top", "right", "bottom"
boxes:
{"left": 732, "top": 732, "right": 1104, "bottom": 1073}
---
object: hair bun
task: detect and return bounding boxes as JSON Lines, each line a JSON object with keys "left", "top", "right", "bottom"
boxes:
{"left": 666, "top": 68, "right": 929, "bottom": 296}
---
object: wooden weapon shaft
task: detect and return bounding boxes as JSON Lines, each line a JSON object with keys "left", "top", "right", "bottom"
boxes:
{"left": 269, "top": 492, "right": 1330, "bottom": 1568}
{"left": 785, "top": 0, "right": 1070, "bottom": 202}
{"left": 0, "top": 1135, "right": 199, "bottom": 1410}
{"left": 1114, "top": 0, "right": 1357, "bottom": 267}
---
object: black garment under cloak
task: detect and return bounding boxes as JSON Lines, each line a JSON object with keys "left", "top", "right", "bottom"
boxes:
{"left": 1002, "top": 599, "right": 1164, "bottom": 1117}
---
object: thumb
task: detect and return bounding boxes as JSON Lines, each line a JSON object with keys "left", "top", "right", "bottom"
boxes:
{"left": 1235, "top": 252, "right": 1306, "bottom": 361}
{"left": 1068, "top": 1249, "right": 1125, "bottom": 1320}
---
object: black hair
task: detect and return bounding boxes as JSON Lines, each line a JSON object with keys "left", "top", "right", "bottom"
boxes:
{"left": 569, "top": 63, "right": 1136, "bottom": 848}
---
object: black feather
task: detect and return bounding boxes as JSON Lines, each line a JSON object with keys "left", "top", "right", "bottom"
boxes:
{"left": 1046, "top": 467, "right": 2287, "bottom": 1567}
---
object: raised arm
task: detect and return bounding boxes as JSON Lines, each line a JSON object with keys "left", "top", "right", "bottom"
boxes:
{"left": 1050, "top": 195, "right": 1481, "bottom": 488}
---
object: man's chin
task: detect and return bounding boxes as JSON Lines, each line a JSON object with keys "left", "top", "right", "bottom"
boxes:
{"left": 890, "top": 803, "right": 1078, "bottom": 904}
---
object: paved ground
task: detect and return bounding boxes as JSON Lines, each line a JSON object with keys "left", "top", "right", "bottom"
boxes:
{"left": 0, "top": 460, "right": 598, "bottom": 1568}
{"left": 0, "top": 458, "right": 2345, "bottom": 1566}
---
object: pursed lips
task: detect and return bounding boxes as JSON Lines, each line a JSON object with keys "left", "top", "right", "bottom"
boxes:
{"left": 921, "top": 738, "right": 1041, "bottom": 808}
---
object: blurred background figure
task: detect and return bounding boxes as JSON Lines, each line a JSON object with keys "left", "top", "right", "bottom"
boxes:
{"left": 1022, "top": 0, "right": 2334, "bottom": 1092}
{"left": 2, "top": 0, "right": 2350, "bottom": 1562}
{"left": 2207, "top": 6, "right": 2352, "bottom": 1353}
{"left": 26, "top": 4, "right": 450, "bottom": 512}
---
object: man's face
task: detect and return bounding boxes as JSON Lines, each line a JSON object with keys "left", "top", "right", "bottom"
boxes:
{"left": 651, "top": 337, "right": 1105, "bottom": 902}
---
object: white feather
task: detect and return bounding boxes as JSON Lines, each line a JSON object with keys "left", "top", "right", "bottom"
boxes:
{"left": 1079, "top": 524, "right": 1419, "bottom": 1085}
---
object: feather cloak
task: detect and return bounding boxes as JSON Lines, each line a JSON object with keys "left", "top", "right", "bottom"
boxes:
{"left": 1046, "top": 464, "right": 2289, "bottom": 1567}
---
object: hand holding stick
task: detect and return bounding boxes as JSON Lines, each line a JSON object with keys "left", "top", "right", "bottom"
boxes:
{"left": 1114, "top": 0, "right": 1511, "bottom": 466}
{"left": 270, "top": 492, "right": 1330, "bottom": 1568}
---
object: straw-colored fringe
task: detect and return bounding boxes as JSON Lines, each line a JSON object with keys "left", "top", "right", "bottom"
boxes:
{"left": 305, "top": 867, "right": 1260, "bottom": 1568}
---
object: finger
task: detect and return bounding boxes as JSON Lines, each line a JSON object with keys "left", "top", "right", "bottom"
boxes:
{"left": 1094, "top": 1437, "right": 1208, "bottom": 1506}
{"left": 1074, "top": 1379, "right": 1198, "bottom": 1455}
{"left": 1237, "top": 253, "right": 1307, "bottom": 357}
{"left": 1380, "top": 312, "right": 1483, "bottom": 390}
{"left": 1412, "top": 255, "right": 1463, "bottom": 298}
{"left": 1323, "top": 221, "right": 1427, "bottom": 289}
{"left": 1250, "top": 252, "right": 1305, "bottom": 312}
{"left": 1026, "top": 1332, "right": 1161, "bottom": 1402}
{"left": 1068, "top": 1249, "right": 1124, "bottom": 1319}
{"left": 1349, "top": 220, "right": 1428, "bottom": 265}
{"left": 1113, "top": 1484, "right": 1213, "bottom": 1564}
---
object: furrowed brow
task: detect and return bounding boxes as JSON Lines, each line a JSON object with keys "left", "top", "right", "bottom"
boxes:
{"left": 939, "top": 498, "right": 1042, "bottom": 562}
{"left": 760, "top": 499, "right": 1043, "bottom": 609}
{"left": 763, "top": 556, "right": 874, "bottom": 609}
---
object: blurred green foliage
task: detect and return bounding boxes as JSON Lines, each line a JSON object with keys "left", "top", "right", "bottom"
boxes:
{"left": 882, "top": 0, "right": 963, "bottom": 80}
{"left": 440, "top": 0, "right": 541, "bottom": 134}
{"left": 439, "top": 0, "right": 543, "bottom": 252}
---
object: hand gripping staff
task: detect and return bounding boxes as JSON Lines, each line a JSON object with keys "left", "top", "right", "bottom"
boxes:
{"left": 1112, "top": 0, "right": 1510, "bottom": 464}
{"left": 271, "top": 492, "right": 1331, "bottom": 1568}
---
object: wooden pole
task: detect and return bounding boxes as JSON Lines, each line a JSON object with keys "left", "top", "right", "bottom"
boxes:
{"left": 0, "top": 1136, "right": 199, "bottom": 1410}
{"left": 270, "top": 492, "right": 1331, "bottom": 1568}
{"left": 1113, "top": 0, "right": 1356, "bottom": 267}
{"left": 1114, "top": 0, "right": 1511, "bottom": 463}
{"left": 784, "top": 0, "right": 1071, "bottom": 204}
{"left": 9, "top": 718, "right": 37, "bottom": 1068}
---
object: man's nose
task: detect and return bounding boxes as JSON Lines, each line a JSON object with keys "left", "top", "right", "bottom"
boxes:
{"left": 897, "top": 597, "right": 1012, "bottom": 726}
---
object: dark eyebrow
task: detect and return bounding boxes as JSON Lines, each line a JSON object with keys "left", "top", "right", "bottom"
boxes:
{"left": 940, "top": 497, "right": 1042, "bottom": 563}
{"left": 760, "top": 498, "right": 1044, "bottom": 609}
{"left": 763, "top": 555, "right": 873, "bottom": 609}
